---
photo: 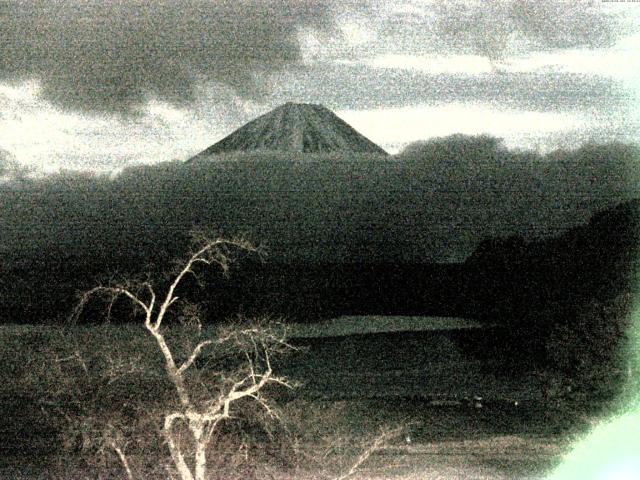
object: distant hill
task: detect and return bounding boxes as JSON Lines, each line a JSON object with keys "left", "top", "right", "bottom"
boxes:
{"left": 188, "top": 102, "right": 388, "bottom": 160}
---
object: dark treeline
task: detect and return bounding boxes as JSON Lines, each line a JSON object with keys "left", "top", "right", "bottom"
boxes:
{"left": 189, "top": 197, "right": 640, "bottom": 382}
{"left": 0, "top": 136, "right": 638, "bottom": 327}
{"left": 461, "top": 198, "right": 640, "bottom": 370}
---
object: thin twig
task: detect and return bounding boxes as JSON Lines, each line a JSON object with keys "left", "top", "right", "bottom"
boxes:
{"left": 334, "top": 425, "right": 406, "bottom": 480}
{"left": 111, "top": 442, "right": 135, "bottom": 480}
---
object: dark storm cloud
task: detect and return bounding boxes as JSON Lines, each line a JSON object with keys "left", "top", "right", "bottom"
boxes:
{"left": 359, "top": 0, "right": 622, "bottom": 59}
{"left": 395, "top": 137, "right": 640, "bottom": 245}
{"left": 1, "top": 141, "right": 638, "bottom": 264}
{"left": 0, "top": 0, "right": 334, "bottom": 113}
{"left": 274, "top": 64, "right": 630, "bottom": 113}
{"left": 431, "top": 0, "right": 618, "bottom": 59}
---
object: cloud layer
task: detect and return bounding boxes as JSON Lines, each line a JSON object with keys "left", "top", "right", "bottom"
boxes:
{"left": 0, "top": 0, "right": 334, "bottom": 113}
{"left": 0, "top": 146, "right": 29, "bottom": 180}
{"left": 0, "top": 0, "right": 636, "bottom": 172}
{"left": 431, "top": 0, "right": 619, "bottom": 59}
{"left": 1, "top": 139, "right": 637, "bottom": 265}
{"left": 342, "top": 0, "right": 622, "bottom": 61}
{"left": 0, "top": 1, "right": 624, "bottom": 115}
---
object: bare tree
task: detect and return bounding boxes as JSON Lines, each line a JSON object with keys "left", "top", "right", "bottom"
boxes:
{"left": 74, "top": 236, "right": 295, "bottom": 480}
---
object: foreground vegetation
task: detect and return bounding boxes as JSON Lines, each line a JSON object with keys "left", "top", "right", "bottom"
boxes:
{"left": 1, "top": 320, "right": 619, "bottom": 479}
{"left": 0, "top": 236, "right": 409, "bottom": 480}
{"left": 1, "top": 227, "right": 633, "bottom": 479}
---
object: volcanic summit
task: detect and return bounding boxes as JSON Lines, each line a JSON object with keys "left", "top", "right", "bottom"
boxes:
{"left": 189, "top": 102, "right": 388, "bottom": 160}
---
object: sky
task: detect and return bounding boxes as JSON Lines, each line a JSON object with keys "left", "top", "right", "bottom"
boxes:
{"left": 1, "top": 0, "right": 639, "bottom": 174}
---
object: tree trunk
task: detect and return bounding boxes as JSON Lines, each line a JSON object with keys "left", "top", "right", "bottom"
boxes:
{"left": 165, "top": 416, "right": 195, "bottom": 480}
{"left": 192, "top": 423, "right": 207, "bottom": 480}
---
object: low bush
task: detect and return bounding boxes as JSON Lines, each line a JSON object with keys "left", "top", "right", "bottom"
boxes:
{"left": 542, "top": 293, "right": 633, "bottom": 408}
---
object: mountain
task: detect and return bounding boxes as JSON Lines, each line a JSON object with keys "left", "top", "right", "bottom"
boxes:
{"left": 188, "top": 102, "right": 388, "bottom": 160}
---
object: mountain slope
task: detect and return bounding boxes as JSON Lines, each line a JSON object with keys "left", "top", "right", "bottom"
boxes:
{"left": 188, "top": 102, "right": 388, "bottom": 159}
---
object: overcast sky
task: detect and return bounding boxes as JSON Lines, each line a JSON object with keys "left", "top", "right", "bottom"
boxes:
{"left": 1, "top": 0, "right": 639, "bottom": 174}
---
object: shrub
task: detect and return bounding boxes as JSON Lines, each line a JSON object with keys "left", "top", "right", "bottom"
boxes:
{"left": 543, "top": 293, "right": 632, "bottom": 406}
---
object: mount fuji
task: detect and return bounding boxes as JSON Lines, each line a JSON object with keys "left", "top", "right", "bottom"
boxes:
{"left": 188, "top": 102, "right": 388, "bottom": 160}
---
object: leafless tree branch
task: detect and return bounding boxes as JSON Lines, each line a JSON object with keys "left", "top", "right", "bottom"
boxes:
{"left": 73, "top": 234, "right": 294, "bottom": 480}
{"left": 177, "top": 340, "right": 215, "bottom": 375}
{"left": 334, "top": 425, "right": 406, "bottom": 480}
